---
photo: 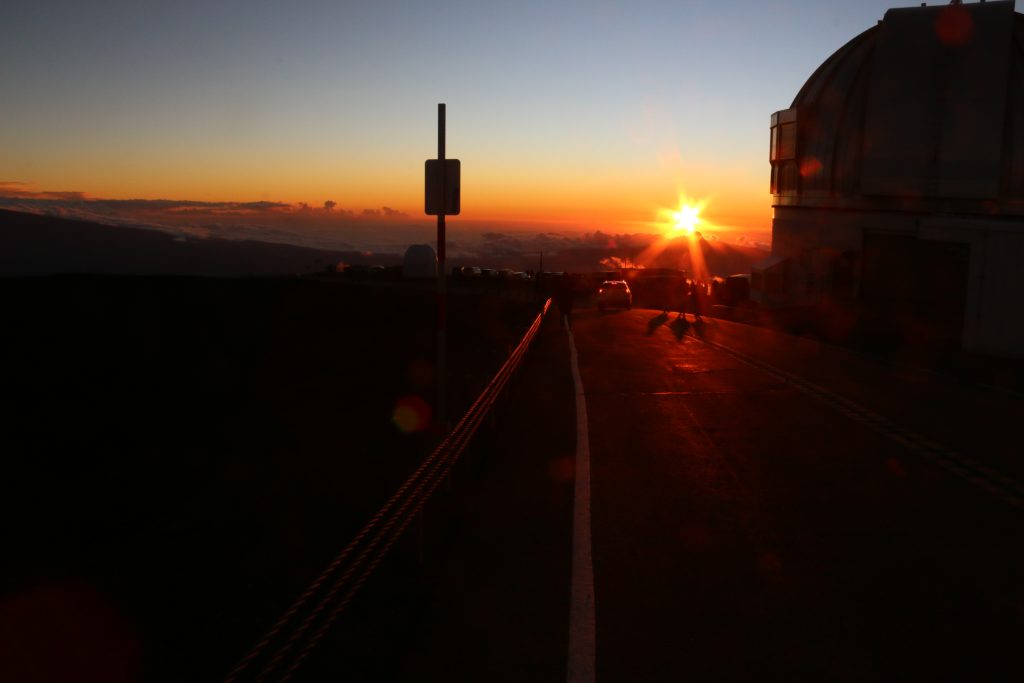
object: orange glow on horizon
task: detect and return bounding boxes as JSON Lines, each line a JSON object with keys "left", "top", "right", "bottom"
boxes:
{"left": 4, "top": 174, "right": 773, "bottom": 241}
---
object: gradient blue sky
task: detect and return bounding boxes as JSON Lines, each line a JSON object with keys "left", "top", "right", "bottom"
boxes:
{"left": 1, "top": 0, "right": 916, "bottom": 242}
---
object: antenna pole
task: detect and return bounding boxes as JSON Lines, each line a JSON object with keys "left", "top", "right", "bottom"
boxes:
{"left": 437, "top": 104, "right": 447, "bottom": 432}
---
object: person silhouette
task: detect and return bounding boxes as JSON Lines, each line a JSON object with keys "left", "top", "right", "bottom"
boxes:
{"left": 675, "top": 279, "right": 689, "bottom": 320}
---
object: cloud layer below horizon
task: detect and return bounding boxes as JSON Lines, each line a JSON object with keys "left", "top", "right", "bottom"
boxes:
{"left": 0, "top": 183, "right": 770, "bottom": 270}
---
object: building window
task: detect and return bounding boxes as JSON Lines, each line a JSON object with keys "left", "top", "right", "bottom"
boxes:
{"left": 769, "top": 109, "right": 797, "bottom": 161}
{"left": 770, "top": 108, "right": 798, "bottom": 194}
{"left": 777, "top": 123, "right": 796, "bottom": 159}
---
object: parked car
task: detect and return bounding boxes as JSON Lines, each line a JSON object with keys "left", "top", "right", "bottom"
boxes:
{"left": 597, "top": 280, "right": 632, "bottom": 311}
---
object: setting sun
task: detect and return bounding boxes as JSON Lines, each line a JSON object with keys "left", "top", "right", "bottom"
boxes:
{"left": 672, "top": 204, "right": 701, "bottom": 234}
{"left": 659, "top": 196, "right": 707, "bottom": 237}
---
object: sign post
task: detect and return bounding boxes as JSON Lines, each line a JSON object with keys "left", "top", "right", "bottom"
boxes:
{"left": 425, "top": 103, "right": 460, "bottom": 432}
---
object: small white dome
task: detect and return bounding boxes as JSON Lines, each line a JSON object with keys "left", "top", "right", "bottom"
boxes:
{"left": 402, "top": 243, "right": 437, "bottom": 278}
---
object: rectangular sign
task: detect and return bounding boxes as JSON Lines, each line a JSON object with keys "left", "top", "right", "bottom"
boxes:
{"left": 425, "top": 159, "right": 460, "bottom": 216}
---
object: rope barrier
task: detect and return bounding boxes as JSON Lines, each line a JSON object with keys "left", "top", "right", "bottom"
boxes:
{"left": 225, "top": 297, "right": 552, "bottom": 682}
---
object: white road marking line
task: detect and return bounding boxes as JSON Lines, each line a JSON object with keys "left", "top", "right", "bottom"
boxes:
{"left": 698, "top": 335, "right": 1024, "bottom": 508}
{"left": 566, "top": 318, "right": 596, "bottom": 683}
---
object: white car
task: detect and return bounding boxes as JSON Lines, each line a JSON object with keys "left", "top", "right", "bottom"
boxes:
{"left": 597, "top": 280, "right": 632, "bottom": 311}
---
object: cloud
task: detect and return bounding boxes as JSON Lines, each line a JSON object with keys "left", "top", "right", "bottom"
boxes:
{"left": 0, "top": 181, "right": 87, "bottom": 200}
{"left": 599, "top": 256, "right": 644, "bottom": 269}
{"left": 0, "top": 187, "right": 424, "bottom": 251}
{"left": 447, "top": 227, "right": 769, "bottom": 275}
{"left": 0, "top": 184, "right": 403, "bottom": 226}
{"left": 361, "top": 206, "right": 408, "bottom": 218}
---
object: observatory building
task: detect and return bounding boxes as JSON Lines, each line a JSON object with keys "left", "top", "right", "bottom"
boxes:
{"left": 402, "top": 243, "right": 438, "bottom": 279}
{"left": 758, "top": 0, "right": 1024, "bottom": 357}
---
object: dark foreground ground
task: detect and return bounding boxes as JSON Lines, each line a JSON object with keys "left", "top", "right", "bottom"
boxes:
{"left": 574, "top": 309, "right": 1023, "bottom": 681}
{"left": 0, "top": 275, "right": 540, "bottom": 682}
{"left": 388, "top": 307, "right": 1024, "bottom": 682}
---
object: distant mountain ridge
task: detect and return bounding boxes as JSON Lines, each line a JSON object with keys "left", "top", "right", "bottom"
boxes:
{"left": 0, "top": 208, "right": 395, "bottom": 277}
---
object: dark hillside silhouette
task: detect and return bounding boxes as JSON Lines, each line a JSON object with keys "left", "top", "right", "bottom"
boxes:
{"left": 0, "top": 209, "right": 398, "bottom": 277}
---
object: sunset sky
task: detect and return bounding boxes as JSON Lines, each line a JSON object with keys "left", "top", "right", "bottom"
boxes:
{"left": 2, "top": 0, "right": 906, "bottom": 249}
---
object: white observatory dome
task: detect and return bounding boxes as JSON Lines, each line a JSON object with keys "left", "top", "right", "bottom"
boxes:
{"left": 402, "top": 243, "right": 437, "bottom": 279}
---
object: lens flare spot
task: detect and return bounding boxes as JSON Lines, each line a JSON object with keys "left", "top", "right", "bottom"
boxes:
{"left": 0, "top": 580, "right": 142, "bottom": 681}
{"left": 392, "top": 395, "right": 432, "bottom": 433}
{"left": 799, "top": 156, "right": 823, "bottom": 178}
{"left": 935, "top": 5, "right": 974, "bottom": 47}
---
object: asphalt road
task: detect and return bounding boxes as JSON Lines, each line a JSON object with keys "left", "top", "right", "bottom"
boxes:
{"left": 571, "top": 307, "right": 1023, "bottom": 682}
{"left": 399, "top": 306, "right": 1023, "bottom": 682}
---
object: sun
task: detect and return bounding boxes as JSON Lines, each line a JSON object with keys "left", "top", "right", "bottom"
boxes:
{"left": 659, "top": 197, "right": 705, "bottom": 237}
{"left": 671, "top": 203, "right": 701, "bottom": 234}
{"left": 654, "top": 194, "right": 710, "bottom": 240}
